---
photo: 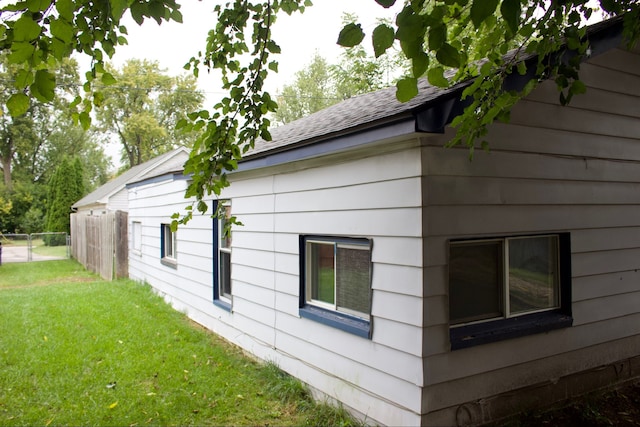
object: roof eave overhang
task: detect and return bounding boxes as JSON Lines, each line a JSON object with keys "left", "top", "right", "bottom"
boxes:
{"left": 412, "top": 16, "right": 625, "bottom": 133}
{"left": 236, "top": 117, "right": 418, "bottom": 172}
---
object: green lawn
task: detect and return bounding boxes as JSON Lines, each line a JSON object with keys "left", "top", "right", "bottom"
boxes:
{"left": 30, "top": 238, "right": 68, "bottom": 258}
{"left": 0, "top": 260, "right": 358, "bottom": 426}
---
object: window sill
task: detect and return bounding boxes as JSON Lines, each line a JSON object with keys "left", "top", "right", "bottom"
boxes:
{"left": 300, "top": 305, "right": 370, "bottom": 339}
{"left": 213, "top": 299, "right": 232, "bottom": 312}
{"left": 450, "top": 311, "right": 573, "bottom": 350}
{"left": 160, "top": 257, "right": 177, "bottom": 269}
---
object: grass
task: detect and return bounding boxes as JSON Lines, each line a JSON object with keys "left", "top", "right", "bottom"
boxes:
{"left": 0, "top": 260, "right": 360, "bottom": 427}
{"left": 0, "top": 260, "right": 92, "bottom": 288}
{"left": 30, "top": 238, "right": 68, "bottom": 258}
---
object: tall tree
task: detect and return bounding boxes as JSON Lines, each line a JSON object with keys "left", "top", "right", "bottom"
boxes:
{"left": 274, "top": 54, "right": 339, "bottom": 125}
{"left": 275, "top": 14, "right": 404, "bottom": 125}
{"left": 94, "top": 59, "right": 204, "bottom": 169}
{"left": 331, "top": 14, "right": 405, "bottom": 100}
{"left": 0, "top": 56, "right": 109, "bottom": 190}
{"left": 45, "top": 156, "right": 84, "bottom": 245}
{"left": 0, "top": 0, "right": 638, "bottom": 223}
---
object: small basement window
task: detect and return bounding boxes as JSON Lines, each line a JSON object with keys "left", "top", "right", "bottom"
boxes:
{"left": 299, "top": 236, "right": 372, "bottom": 338}
{"left": 449, "top": 233, "right": 572, "bottom": 349}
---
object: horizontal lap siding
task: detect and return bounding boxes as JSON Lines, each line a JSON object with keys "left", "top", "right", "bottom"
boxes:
{"left": 129, "top": 145, "right": 426, "bottom": 426}
{"left": 128, "top": 180, "right": 217, "bottom": 338}
{"left": 226, "top": 146, "right": 426, "bottom": 425}
{"left": 423, "top": 46, "right": 640, "bottom": 418}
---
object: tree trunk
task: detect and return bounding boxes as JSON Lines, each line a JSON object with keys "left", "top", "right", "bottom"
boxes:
{"left": 1, "top": 154, "right": 11, "bottom": 191}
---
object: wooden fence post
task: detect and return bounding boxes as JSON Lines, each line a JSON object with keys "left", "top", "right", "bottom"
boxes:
{"left": 115, "top": 211, "right": 128, "bottom": 279}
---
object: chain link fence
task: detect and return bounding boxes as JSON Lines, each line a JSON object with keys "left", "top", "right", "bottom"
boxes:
{"left": 0, "top": 233, "right": 70, "bottom": 264}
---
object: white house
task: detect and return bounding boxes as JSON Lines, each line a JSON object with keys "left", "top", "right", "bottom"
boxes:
{"left": 126, "top": 18, "right": 640, "bottom": 426}
{"left": 72, "top": 147, "right": 189, "bottom": 215}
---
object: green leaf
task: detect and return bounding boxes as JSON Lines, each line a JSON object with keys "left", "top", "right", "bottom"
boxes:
{"left": 26, "top": 0, "right": 51, "bottom": 12}
{"left": 264, "top": 40, "right": 279, "bottom": 54}
{"left": 428, "top": 24, "right": 446, "bottom": 51}
{"left": 412, "top": 53, "right": 429, "bottom": 78}
{"left": 7, "top": 93, "right": 30, "bottom": 117}
{"left": 372, "top": 24, "right": 395, "bottom": 58}
{"left": 170, "top": 9, "right": 183, "bottom": 23}
{"left": 396, "top": 9, "right": 424, "bottom": 41}
{"left": 500, "top": 0, "right": 521, "bottom": 34}
{"left": 400, "top": 38, "right": 422, "bottom": 58}
{"left": 92, "top": 91, "right": 105, "bottom": 107}
{"left": 435, "top": 43, "right": 461, "bottom": 68}
{"left": 109, "top": 0, "right": 128, "bottom": 20}
{"left": 13, "top": 15, "right": 42, "bottom": 42}
{"left": 570, "top": 79, "right": 587, "bottom": 95}
{"left": 79, "top": 111, "right": 91, "bottom": 130}
{"left": 470, "top": 0, "right": 500, "bottom": 29}
{"left": 337, "top": 23, "right": 365, "bottom": 47}
{"left": 427, "top": 66, "right": 449, "bottom": 88}
{"left": 30, "top": 69, "right": 56, "bottom": 102}
{"left": 50, "top": 18, "right": 74, "bottom": 43}
{"left": 375, "top": 0, "right": 396, "bottom": 7}
{"left": 396, "top": 77, "right": 418, "bottom": 102}
{"left": 130, "top": 2, "right": 144, "bottom": 25}
{"left": 148, "top": 1, "right": 166, "bottom": 24}
{"left": 55, "top": 0, "right": 74, "bottom": 20}
{"left": 101, "top": 72, "right": 117, "bottom": 85}
{"left": 14, "top": 69, "right": 33, "bottom": 89}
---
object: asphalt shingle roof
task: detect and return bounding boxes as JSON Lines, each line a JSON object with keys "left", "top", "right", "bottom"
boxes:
{"left": 247, "top": 78, "right": 462, "bottom": 158}
{"left": 72, "top": 147, "right": 189, "bottom": 209}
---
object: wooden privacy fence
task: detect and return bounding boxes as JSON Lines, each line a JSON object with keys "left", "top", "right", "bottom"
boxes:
{"left": 70, "top": 211, "right": 128, "bottom": 280}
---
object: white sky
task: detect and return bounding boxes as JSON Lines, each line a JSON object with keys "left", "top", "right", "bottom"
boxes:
{"left": 109, "top": 0, "right": 403, "bottom": 103}
{"left": 94, "top": 0, "right": 403, "bottom": 167}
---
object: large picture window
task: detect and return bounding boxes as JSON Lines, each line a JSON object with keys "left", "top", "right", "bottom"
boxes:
{"left": 213, "top": 200, "right": 232, "bottom": 310}
{"left": 449, "top": 233, "right": 572, "bottom": 349}
{"left": 300, "top": 236, "right": 372, "bottom": 338}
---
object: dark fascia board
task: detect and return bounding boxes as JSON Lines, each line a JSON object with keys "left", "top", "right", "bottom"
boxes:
{"left": 236, "top": 118, "right": 417, "bottom": 172}
{"left": 126, "top": 170, "right": 190, "bottom": 189}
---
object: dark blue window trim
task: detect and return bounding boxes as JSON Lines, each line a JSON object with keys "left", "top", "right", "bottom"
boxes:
{"left": 300, "top": 305, "right": 370, "bottom": 339}
{"left": 212, "top": 201, "right": 231, "bottom": 312}
{"left": 160, "top": 224, "right": 177, "bottom": 269}
{"left": 449, "top": 232, "right": 573, "bottom": 350}
{"left": 450, "top": 311, "right": 573, "bottom": 350}
{"left": 299, "top": 235, "right": 372, "bottom": 339}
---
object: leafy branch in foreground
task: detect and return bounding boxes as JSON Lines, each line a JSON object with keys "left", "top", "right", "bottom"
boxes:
{"left": 341, "top": 0, "right": 639, "bottom": 153}
{"left": 175, "top": 0, "right": 310, "bottom": 226}
{"left": 0, "top": 0, "right": 182, "bottom": 124}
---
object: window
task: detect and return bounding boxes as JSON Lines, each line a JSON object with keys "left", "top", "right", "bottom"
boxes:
{"left": 300, "top": 236, "right": 372, "bottom": 338}
{"left": 132, "top": 221, "right": 142, "bottom": 252}
{"left": 213, "top": 200, "right": 232, "bottom": 310}
{"left": 160, "top": 223, "right": 177, "bottom": 267}
{"left": 449, "top": 233, "right": 572, "bottom": 349}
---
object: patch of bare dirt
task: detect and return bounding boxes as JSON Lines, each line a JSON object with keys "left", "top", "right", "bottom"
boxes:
{"left": 1, "top": 276, "right": 96, "bottom": 290}
{"left": 500, "top": 381, "right": 640, "bottom": 427}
